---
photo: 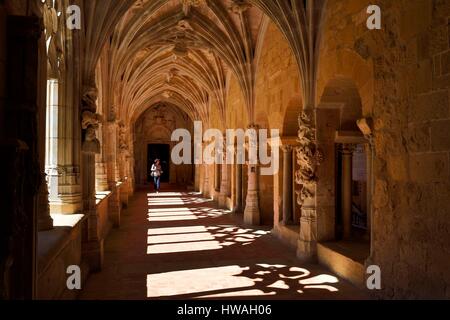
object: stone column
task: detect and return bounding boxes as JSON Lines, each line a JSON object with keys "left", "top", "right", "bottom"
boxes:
{"left": 219, "top": 164, "right": 228, "bottom": 207}
{"left": 282, "top": 145, "right": 294, "bottom": 225}
{"left": 194, "top": 164, "right": 201, "bottom": 192}
{"left": 219, "top": 137, "right": 229, "bottom": 208}
{"left": 341, "top": 144, "right": 354, "bottom": 239}
{"left": 95, "top": 122, "right": 108, "bottom": 192}
{"left": 214, "top": 163, "right": 221, "bottom": 192}
{"left": 45, "top": 76, "right": 83, "bottom": 215}
{"left": 105, "top": 120, "right": 121, "bottom": 228}
{"left": 81, "top": 87, "right": 103, "bottom": 271}
{"left": 82, "top": 152, "right": 103, "bottom": 271}
{"left": 202, "top": 163, "right": 210, "bottom": 198}
{"left": 296, "top": 111, "right": 322, "bottom": 262}
{"left": 244, "top": 124, "right": 260, "bottom": 225}
{"left": 234, "top": 163, "right": 243, "bottom": 213}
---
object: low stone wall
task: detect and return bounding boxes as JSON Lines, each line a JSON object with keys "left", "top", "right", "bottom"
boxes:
{"left": 36, "top": 215, "right": 86, "bottom": 300}
{"left": 37, "top": 186, "right": 122, "bottom": 300}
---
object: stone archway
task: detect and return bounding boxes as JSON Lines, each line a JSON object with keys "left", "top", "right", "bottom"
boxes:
{"left": 133, "top": 103, "right": 194, "bottom": 187}
{"left": 315, "top": 76, "right": 372, "bottom": 288}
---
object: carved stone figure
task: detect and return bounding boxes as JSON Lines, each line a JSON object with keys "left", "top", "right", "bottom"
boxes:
{"left": 81, "top": 110, "right": 102, "bottom": 130}
{"left": 82, "top": 127, "right": 101, "bottom": 154}
{"left": 82, "top": 86, "right": 99, "bottom": 112}
{"left": 81, "top": 89, "right": 101, "bottom": 154}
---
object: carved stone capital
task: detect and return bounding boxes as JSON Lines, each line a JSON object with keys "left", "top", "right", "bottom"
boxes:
{"left": 281, "top": 144, "right": 293, "bottom": 153}
{"left": 339, "top": 143, "right": 357, "bottom": 155}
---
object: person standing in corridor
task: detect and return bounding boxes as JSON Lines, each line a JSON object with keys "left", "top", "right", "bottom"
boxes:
{"left": 151, "top": 159, "right": 163, "bottom": 193}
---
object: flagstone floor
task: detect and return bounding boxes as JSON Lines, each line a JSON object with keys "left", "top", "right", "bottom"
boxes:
{"left": 80, "top": 186, "right": 369, "bottom": 300}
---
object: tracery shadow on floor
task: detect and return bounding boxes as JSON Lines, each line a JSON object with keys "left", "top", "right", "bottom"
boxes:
{"left": 143, "top": 191, "right": 368, "bottom": 300}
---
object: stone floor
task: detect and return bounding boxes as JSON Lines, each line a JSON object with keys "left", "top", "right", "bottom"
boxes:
{"left": 80, "top": 186, "right": 370, "bottom": 300}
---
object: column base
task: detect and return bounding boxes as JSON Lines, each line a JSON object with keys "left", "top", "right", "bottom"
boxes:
{"left": 244, "top": 190, "right": 260, "bottom": 225}
{"left": 296, "top": 239, "right": 317, "bottom": 263}
{"left": 297, "top": 206, "right": 318, "bottom": 263}
{"left": 233, "top": 203, "right": 243, "bottom": 214}
{"left": 49, "top": 186, "right": 83, "bottom": 214}
{"left": 83, "top": 239, "right": 104, "bottom": 273}
{"left": 218, "top": 191, "right": 228, "bottom": 208}
{"left": 49, "top": 196, "right": 83, "bottom": 215}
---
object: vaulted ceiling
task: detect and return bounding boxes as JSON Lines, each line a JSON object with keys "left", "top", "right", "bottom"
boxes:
{"left": 83, "top": 0, "right": 326, "bottom": 126}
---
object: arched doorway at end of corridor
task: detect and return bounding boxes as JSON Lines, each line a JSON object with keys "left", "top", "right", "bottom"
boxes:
{"left": 147, "top": 144, "right": 170, "bottom": 183}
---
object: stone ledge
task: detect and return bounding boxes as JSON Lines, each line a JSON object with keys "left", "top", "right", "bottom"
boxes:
{"left": 95, "top": 190, "right": 111, "bottom": 205}
{"left": 37, "top": 214, "right": 86, "bottom": 275}
{"left": 317, "top": 241, "right": 370, "bottom": 288}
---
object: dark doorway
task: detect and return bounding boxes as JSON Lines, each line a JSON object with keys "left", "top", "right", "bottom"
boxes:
{"left": 147, "top": 144, "right": 170, "bottom": 183}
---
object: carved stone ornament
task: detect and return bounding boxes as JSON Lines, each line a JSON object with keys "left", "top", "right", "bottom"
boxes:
{"left": 42, "top": 1, "right": 64, "bottom": 78}
{"left": 81, "top": 87, "right": 101, "bottom": 154}
{"left": 295, "top": 111, "right": 323, "bottom": 206}
{"left": 82, "top": 126, "right": 101, "bottom": 154}
{"left": 82, "top": 86, "right": 99, "bottom": 112}
{"left": 118, "top": 122, "right": 129, "bottom": 154}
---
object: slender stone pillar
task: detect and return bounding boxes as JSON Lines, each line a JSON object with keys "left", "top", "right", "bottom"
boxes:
{"left": 95, "top": 161, "right": 108, "bottom": 192}
{"left": 244, "top": 124, "right": 260, "bottom": 225}
{"left": 194, "top": 164, "right": 201, "bottom": 192}
{"left": 219, "top": 138, "right": 229, "bottom": 208}
{"left": 105, "top": 120, "right": 121, "bottom": 227}
{"left": 203, "top": 163, "right": 210, "bottom": 198}
{"left": 341, "top": 144, "right": 354, "bottom": 239}
{"left": 244, "top": 164, "right": 260, "bottom": 225}
{"left": 219, "top": 164, "right": 228, "bottom": 208}
{"left": 95, "top": 122, "right": 108, "bottom": 192}
{"left": 214, "top": 163, "right": 221, "bottom": 191}
{"left": 282, "top": 145, "right": 294, "bottom": 225}
{"left": 234, "top": 163, "right": 243, "bottom": 213}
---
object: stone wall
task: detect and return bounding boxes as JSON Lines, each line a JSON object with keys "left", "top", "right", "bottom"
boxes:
{"left": 318, "top": 0, "right": 450, "bottom": 299}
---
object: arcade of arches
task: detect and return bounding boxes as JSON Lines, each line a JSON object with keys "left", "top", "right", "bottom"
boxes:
{"left": 0, "top": 0, "right": 449, "bottom": 300}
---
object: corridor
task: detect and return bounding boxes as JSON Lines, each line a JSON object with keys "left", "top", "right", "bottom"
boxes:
{"left": 80, "top": 187, "right": 368, "bottom": 300}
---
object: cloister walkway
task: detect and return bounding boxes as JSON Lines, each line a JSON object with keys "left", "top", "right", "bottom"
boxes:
{"left": 80, "top": 187, "right": 368, "bottom": 300}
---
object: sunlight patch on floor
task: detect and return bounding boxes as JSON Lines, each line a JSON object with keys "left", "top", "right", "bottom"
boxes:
{"left": 146, "top": 264, "right": 341, "bottom": 298}
{"left": 147, "top": 265, "right": 257, "bottom": 298}
{"left": 147, "top": 240, "right": 222, "bottom": 254}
